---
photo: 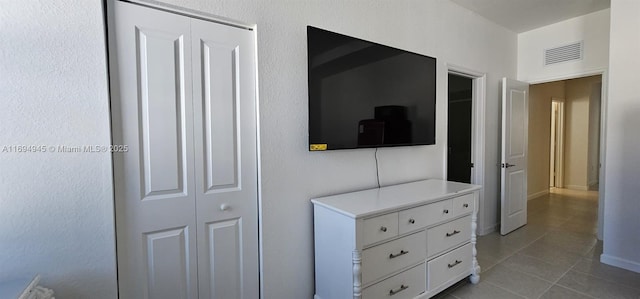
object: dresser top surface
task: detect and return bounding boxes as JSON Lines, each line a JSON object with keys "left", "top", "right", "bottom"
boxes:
{"left": 311, "top": 179, "right": 481, "bottom": 218}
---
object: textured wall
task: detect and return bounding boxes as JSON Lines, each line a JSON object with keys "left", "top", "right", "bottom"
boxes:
{"left": 149, "top": 0, "right": 517, "bottom": 297}
{"left": 0, "top": 0, "right": 117, "bottom": 298}
{"left": 0, "top": 0, "right": 518, "bottom": 298}
{"left": 602, "top": 0, "right": 640, "bottom": 273}
{"left": 518, "top": 9, "right": 610, "bottom": 83}
{"left": 588, "top": 82, "right": 602, "bottom": 187}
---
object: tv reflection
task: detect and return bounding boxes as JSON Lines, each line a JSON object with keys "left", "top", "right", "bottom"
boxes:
{"left": 357, "top": 105, "right": 412, "bottom": 146}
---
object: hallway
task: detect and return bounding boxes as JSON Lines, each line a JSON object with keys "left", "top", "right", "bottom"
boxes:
{"left": 440, "top": 189, "right": 640, "bottom": 298}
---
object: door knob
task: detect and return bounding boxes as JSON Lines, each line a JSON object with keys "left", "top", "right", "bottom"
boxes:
{"left": 501, "top": 163, "right": 516, "bottom": 168}
{"left": 219, "top": 204, "right": 231, "bottom": 211}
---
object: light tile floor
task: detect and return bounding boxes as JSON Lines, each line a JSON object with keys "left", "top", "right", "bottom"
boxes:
{"left": 436, "top": 188, "right": 640, "bottom": 299}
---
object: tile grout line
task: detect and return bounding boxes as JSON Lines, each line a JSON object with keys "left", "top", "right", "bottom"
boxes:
{"left": 482, "top": 280, "right": 528, "bottom": 298}
{"left": 571, "top": 242, "right": 640, "bottom": 293}
{"left": 491, "top": 212, "right": 585, "bottom": 298}
{"left": 543, "top": 243, "right": 600, "bottom": 299}
{"left": 451, "top": 190, "right": 610, "bottom": 299}
{"left": 534, "top": 284, "right": 553, "bottom": 299}
{"left": 487, "top": 232, "right": 560, "bottom": 284}
{"left": 524, "top": 211, "right": 575, "bottom": 299}
{"left": 452, "top": 228, "right": 553, "bottom": 298}
{"left": 533, "top": 254, "right": 581, "bottom": 299}
{"left": 533, "top": 194, "right": 602, "bottom": 299}
{"left": 568, "top": 267, "right": 640, "bottom": 293}
{"left": 481, "top": 229, "right": 551, "bottom": 271}
{"left": 546, "top": 284, "right": 599, "bottom": 299}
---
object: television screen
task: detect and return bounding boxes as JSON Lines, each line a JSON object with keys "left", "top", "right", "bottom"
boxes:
{"left": 308, "top": 26, "right": 436, "bottom": 150}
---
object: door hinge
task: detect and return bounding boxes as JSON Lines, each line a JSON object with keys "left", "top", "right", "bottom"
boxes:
{"left": 470, "top": 163, "right": 474, "bottom": 168}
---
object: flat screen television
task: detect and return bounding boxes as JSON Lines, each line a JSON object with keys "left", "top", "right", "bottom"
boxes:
{"left": 308, "top": 26, "right": 436, "bottom": 151}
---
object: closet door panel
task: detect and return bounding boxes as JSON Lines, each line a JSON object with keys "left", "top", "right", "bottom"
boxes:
{"left": 138, "top": 28, "right": 188, "bottom": 198}
{"left": 192, "top": 18, "right": 259, "bottom": 299}
{"left": 108, "top": 2, "right": 197, "bottom": 298}
{"left": 205, "top": 219, "right": 242, "bottom": 298}
{"left": 200, "top": 40, "right": 239, "bottom": 191}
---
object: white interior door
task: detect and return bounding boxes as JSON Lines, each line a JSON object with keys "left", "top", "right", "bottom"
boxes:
{"left": 191, "top": 18, "right": 259, "bottom": 299}
{"left": 109, "top": 2, "right": 197, "bottom": 298}
{"left": 500, "top": 78, "right": 529, "bottom": 235}
{"left": 109, "top": 2, "right": 259, "bottom": 298}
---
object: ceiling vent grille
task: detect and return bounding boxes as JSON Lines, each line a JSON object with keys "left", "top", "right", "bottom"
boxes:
{"left": 544, "top": 41, "right": 583, "bottom": 66}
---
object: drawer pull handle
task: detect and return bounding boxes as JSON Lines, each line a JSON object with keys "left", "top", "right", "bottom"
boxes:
{"left": 446, "top": 230, "right": 461, "bottom": 237}
{"left": 380, "top": 226, "right": 387, "bottom": 232}
{"left": 408, "top": 218, "right": 415, "bottom": 224}
{"left": 448, "top": 260, "right": 462, "bottom": 268}
{"left": 463, "top": 203, "right": 469, "bottom": 208}
{"left": 389, "top": 250, "right": 409, "bottom": 259}
{"left": 389, "top": 284, "right": 409, "bottom": 296}
{"left": 443, "top": 209, "right": 449, "bottom": 214}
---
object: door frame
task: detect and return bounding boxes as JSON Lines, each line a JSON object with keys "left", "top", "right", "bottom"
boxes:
{"left": 446, "top": 64, "right": 487, "bottom": 234}
{"left": 527, "top": 69, "right": 608, "bottom": 240}
{"left": 125, "top": 0, "right": 255, "bottom": 30}
{"left": 107, "top": 0, "right": 265, "bottom": 296}
{"left": 549, "top": 98, "right": 565, "bottom": 188}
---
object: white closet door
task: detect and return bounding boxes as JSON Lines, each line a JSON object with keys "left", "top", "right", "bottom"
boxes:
{"left": 109, "top": 2, "right": 197, "bottom": 299}
{"left": 191, "top": 18, "right": 259, "bottom": 299}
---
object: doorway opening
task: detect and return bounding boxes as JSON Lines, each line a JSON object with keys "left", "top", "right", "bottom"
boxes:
{"left": 549, "top": 98, "right": 565, "bottom": 188}
{"left": 527, "top": 74, "right": 603, "bottom": 237}
{"left": 447, "top": 73, "right": 473, "bottom": 184}
{"left": 446, "top": 65, "right": 488, "bottom": 234}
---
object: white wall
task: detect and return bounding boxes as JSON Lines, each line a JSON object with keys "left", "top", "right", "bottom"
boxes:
{"left": 518, "top": 9, "right": 610, "bottom": 83}
{"left": 147, "top": 0, "right": 516, "bottom": 297}
{"left": 0, "top": 0, "right": 117, "bottom": 298}
{"left": 527, "top": 81, "right": 564, "bottom": 198}
{"left": 601, "top": 0, "right": 640, "bottom": 273}
{"left": 564, "top": 75, "right": 602, "bottom": 190}
{"left": 0, "top": 1, "right": 517, "bottom": 298}
{"left": 588, "top": 82, "right": 602, "bottom": 187}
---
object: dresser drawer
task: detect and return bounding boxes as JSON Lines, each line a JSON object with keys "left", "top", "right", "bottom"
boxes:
{"left": 427, "top": 243, "right": 472, "bottom": 291}
{"left": 362, "top": 231, "right": 427, "bottom": 285}
{"left": 427, "top": 215, "right": 472, "bottom": 258}
{"left": 398, "top": 200, "right": 452, "bottom": 235}
{"left": 398, "top": 204, "right": 430, "bottom": 235}
{"left": 452, "top": 193, "right": 474, "bottom": 217}
{"left": 363, "top": 213, "right": 399, "bottom": 246}
{"left": 362, "top": 263, "right": 426, "bottom": 299}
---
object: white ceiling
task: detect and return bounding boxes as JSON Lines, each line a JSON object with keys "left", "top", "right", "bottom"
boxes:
{"left": 450, "top": 0, "right": 610, "bottom": 33}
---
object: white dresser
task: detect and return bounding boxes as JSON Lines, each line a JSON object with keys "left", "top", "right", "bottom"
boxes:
{"left": 311, "top": 179, "right": 481, "bottom": 299}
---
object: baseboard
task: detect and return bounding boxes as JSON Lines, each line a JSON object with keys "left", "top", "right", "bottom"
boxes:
{"left": 527, "top": 189, "right": 549, "bottom": 200}
{"left": 600, "top": 254, "right": 640, "bottom": 273}
{"left": 478, "top": 223, "right": 498, "bottom": 236}
{"left": 565, "top": 184, "right": 589, "bottom": 191}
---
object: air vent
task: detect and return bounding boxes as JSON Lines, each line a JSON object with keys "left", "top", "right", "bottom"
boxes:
{"left": 544, "top": 41, "right": 583, "bottom": 66}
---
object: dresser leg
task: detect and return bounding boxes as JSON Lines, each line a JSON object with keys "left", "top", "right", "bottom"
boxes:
{"left": 470, "top": 273, "right": 480, "bottom": 284}
{"left": 470, "top": 193, "right": 481, "bottom": 284}
{"left": 469, "top": 244, "right": 481, "bottom": 284}
{"left": 353, "top": 250, "right": 362, "bottom": 299}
